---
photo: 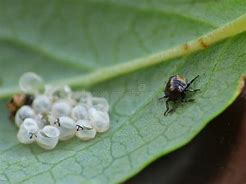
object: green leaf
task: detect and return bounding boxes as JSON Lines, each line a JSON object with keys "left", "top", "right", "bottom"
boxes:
{"left": 0, "top": 0, "right": 245, "bottom": 183}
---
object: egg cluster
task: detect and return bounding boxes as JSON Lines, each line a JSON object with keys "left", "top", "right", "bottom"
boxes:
{"left": 15, "top": 72, "right": 110, "bottom": 150}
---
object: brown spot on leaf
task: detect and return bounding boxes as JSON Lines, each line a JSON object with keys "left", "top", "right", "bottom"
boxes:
{"left": 182, "top": 43, "right": 189, "bottom": 51}
{"left": 198, "top": 38, "right": 208, "bottom": 48}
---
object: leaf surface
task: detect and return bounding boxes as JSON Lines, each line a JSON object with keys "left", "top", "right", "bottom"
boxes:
{"left": 0, "top": 0, "right": 246, "bottom": 183}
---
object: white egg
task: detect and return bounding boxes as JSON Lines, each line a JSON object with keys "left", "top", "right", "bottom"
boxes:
{"left": 79, "top": 91, "right": 93, "bottom": 107}
{"left": 88, "top": 107, "right": 110, "bottom": 132}
{"left": 36, "top": 126, "right": 60, "bottom": 150}
{"left": 51, "top": 100, "right": 71, "bottom": 117}
{"left": 71, "top": 105, "right": 88, "bottom": 121}
{"left": 68, "top": 91, "right": 82, "bottom": 102}
{"left": 69, "top": 90, "right": 90, "bottom": 100}
{"left": 32, "top": 95, "right": 51, "bottom": 114}
{"left": 45, "top": 85, "right": 72, "bottom": 100}
{"left": 15, "top": 72, "right": 112, "bottom": 149}
{"left": 53, "top": 116, "right": 76, "bottom": 141}
{"left": 35, "top": 114, "right": 50, "bottom": 128}
{"left": 91, "top": 97, "right": 109, "bottom": 112}
{"left": 17, "top": 118, "right": 39, "bottom": 144}
{"left": 76, "top": 120, "right": 96, "bottom": 140}
{"left": 15, "top": 105, "right": 36, "bottom": 127}
{"left": 47, "top": 115, "right": 56, "bottom": 126}
{"left": 19, "top": 72, "right": 44, "bottom": 94}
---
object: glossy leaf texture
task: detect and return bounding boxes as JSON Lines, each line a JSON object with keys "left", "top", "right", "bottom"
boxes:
{"left": 0, "top": 0, "right": 246, "bottom": 183}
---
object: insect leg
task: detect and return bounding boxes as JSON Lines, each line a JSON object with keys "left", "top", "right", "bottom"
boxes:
{"left": 164, "top": 99, "right": 171, "bottom": 116}
{"left": 186, "top": 75, "right": 199, "bottom": 89}
{"left": 159, "top": 95, "right": 168, "bottom": 101}
{"left": 181, "top": 99, "right": 194, "bottom": 103}
{"left": 188, "top": 88, "right": 200, "bottom": 92}
{"left": 181, "top": 93, "right": 194, "bottom": 103}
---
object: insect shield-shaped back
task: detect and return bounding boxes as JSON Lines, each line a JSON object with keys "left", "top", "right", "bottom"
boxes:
{"left": 160, "top": 75, "right": 200, "bottom": 116}
{"left": 164, "top": 75, "right": 187, "bottom": 100}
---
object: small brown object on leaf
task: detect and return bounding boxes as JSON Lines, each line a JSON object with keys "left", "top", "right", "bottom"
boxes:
{"left": 7, "top": 93, "right": 34, "bottom": 119}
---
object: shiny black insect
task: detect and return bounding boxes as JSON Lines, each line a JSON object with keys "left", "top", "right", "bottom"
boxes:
{"left": 159, "top": 75, "right": 200, "bottom": 116}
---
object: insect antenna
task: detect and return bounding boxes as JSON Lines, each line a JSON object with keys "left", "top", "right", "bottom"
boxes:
{"left": 186, "top": 75, "right": 199, "bottom": 89}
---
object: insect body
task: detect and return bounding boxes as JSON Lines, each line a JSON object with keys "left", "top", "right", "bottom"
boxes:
{"left": 159, "top": 75, "right": 200, "bottom": 116}
{"left": 7, "top": 94, "right": 34, "bottom": 119}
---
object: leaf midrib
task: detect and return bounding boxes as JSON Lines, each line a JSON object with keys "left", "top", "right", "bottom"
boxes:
{"left": 0, "top": 0, "right": 217, "bottom": 75}
{"left": 0, "top": 14, "right": 245, "bottom": 98}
